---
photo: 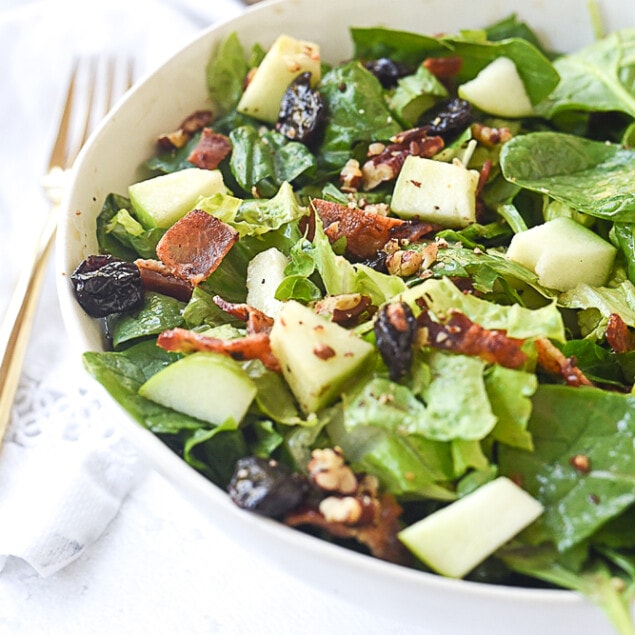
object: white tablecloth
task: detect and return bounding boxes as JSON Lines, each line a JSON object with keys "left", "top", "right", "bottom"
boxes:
{"left": 0, "top": 1, "right": 431, "bottom": 632}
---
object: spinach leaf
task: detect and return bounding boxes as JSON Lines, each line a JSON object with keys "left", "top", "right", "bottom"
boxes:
{"left": 229, "top": 125, "right": 317, "bottom": 197}
{"left": 206, "top": 31, "right": 249, "bottom": 117}
{"left": 500, "top": 132, "right": 635, "bottom": 221}
{"left": 499, "top": 385, "right": 635, "bottom": 551}
{"left": 96, "top": 193, "right": 140, "bottom": 261}
{"left": 485, "top": 14, "right": 552, "bottom": 57}
{"left": 82, "top": 341, "right": 209, "bottom": 435}
{"left": 446, "top": 37, "right": 559, "bottom": 105}
{"left": 538, "top": 29, "right": 635, "bottom": 119}
{"left": 350, "top": 27, "right": 448, "bottom": 65}
{"left": 108, "top": 292, "right": 186, "bottom": 349}
{"left": 316, "top": 61, "right": 402, "bottom": 173}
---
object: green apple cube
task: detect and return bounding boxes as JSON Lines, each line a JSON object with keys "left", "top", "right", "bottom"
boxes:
{"left": 138, "top": 351, "right": 256, "bottom": 425}
{"left": 246, "top": 248, "right": 289, "bottom": 319}
{"left": 398, "top": 477, "right": 543, "bottom": 578}
{"left": 391, "top": 156, "right": 480, "bottom": 228}
{"left": 237, "top": 34, "right": 321, "bottom": 124}
{"left": 269, "top": 300, "right": 374, "bottom": 414}
{"left": 507, "top": 216, "right": 617, "bottom": 291}
{"left": 458, "top": 57, "right": 533, "bottom": 118}
{"left": 129, "top": 168, "right": 226, "bottom": 229}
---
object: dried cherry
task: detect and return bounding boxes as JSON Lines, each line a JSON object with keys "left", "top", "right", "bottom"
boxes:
{"left": 71, "top": 254, "right": 144, "bottom": 318}
{"left": 364, "top": 58, "right": 412, "bottom": 88}
{"left": 419, "top": 97, "right": 472, "bottom": 140}
{"left": 228, "top": 456, "right": 309, "bottom": 518}
{"left": 374, "top": 302, "right": 418, "bottom": 381}
{"left": 276, "top": 72, "right": 325, "bottom": 145}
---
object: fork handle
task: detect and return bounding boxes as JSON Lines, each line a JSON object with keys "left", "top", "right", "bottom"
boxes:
{"left": 0, "top": 204, "right": 59, "bottom": 445}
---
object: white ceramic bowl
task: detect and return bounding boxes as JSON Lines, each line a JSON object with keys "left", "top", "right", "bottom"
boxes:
{"left": 56, "top": 1, "right": 634, "bottom": 633}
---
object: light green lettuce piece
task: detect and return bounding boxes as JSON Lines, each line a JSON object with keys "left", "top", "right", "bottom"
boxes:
{"left": 485, "top": 365, "right": 536, "bottom": 451}
{"left": 417, "top": 350, "right": 497, "bottom": 441}
{"left": 197, "top": 182, "right": 306, "bottom": 237}
{"left": 309, "top": 214, "right": 407, "bottom": 303}
{"left": 559, "top": 281, "right": 635, "bottom": 339}
{"left": 401, "top": 276, "right": 565, "bottom": 342}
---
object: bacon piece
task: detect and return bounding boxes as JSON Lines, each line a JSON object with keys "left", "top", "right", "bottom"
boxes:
{"left": 135, "top": 259, "right": 193, "bottom": 302}
{"left": 212, "top": 295, "right": 274, "bottom": 334}
{"left": 157, "top": 327, "right": 280, "bottom": 372}
{"left": 156, "top": 210, "right": 239, "bottom": 285}
{"left": 284, "top": 492, "right": 413, "bottom": 566}
{"left": 158, "top": 110, "right": 213, "bottom": 150}
{"left": 187, "top": 128, "right": 232, "bottom": 170}
{"left": 418, "top": 309, "right": 527, "bottom": 369}
{"left": 606, "top": 313, "right": 634, "bottom": 353}
{"left": 534, "top": 338, "right": 593, "bottom": 387}
{"left": 313, "top": 198, "right": 439, "bottom": 261}
{"left": 423, "top": 56, "right": 463, "bottom": 80}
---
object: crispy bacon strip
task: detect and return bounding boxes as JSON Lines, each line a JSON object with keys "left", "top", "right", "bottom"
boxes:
{"left": 606, "top": 313, "right": 634, "bottom": 353}
{"left": 312, "top": 198, "right": 439, "bottom": 261}
{"left": 157, "top": 327, "right": 280, "bottom": 372}
{"left": 418, "top": 309, "right": 527, "bottom": 369}
{"left": 156, "top": 210, "right": 239, "bottom": 285}
{"left": 534, "top": 338, "right": 593, "bottom": 387}
{"left": 135, "top": 260, "right": 193, "bottom": 302}
{"left": 187, "top": 128, "right": 232, "bottom": 170}
{"left": 284, "top": 493, "right": 413, "bottom": 566}
{"left": 212, "top": 295, "right": 274, "bottom": 334}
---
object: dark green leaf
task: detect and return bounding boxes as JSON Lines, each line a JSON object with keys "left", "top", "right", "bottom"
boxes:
{"left": 499, "top": 385, "right": 635, "bottom": 551}
{"left": 500, "top": 132, "right": 635, "bottom": 221}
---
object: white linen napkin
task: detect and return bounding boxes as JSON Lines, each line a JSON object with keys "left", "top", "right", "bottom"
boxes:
{"left": 0, "top": 0, "right": 244, "bottom": 577}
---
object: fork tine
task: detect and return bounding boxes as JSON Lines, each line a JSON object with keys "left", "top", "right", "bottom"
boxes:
{"left": 47, "top": 60, "right": 80, "bottom": 171}
{"left": 0, "top": 55, "right": 134, "bottom": 448}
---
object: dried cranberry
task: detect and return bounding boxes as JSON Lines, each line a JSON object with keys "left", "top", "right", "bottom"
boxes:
{"left": 71, "top": 254, "right": 144, "bottom": 318}
{"left": 364, "top": 58, "right": 412, "bottom": 88}
{"left": 374, "top": 302, "right": 418, "bottom": 381}
{"left": 276, "top": 72, "right": 325, "bottom": 145}
{"left": 228, "top": 456, "right": 309, "bottom": 518}
{"left": 419, "top": 97, "right": 472, "bottom": 140}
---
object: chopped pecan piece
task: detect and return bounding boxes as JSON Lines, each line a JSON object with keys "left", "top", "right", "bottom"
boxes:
{"left": 284, "top": 492, "right": 413, "bottom": 566}
{"left": 361, "top": 127, "right": 444, "bottom": 190}
{"left": 471, "top": 123, "right": 513, "bottom": 147}
{"left": 313, "top": 198, "right": 439, "bottom": 261}
{"left": 156, "top": 210, "right": 239, "bottom": 285}
{"left": 157, "top": 110, "right": 213, "bottom": 150}
{"left": 313, "top": 293, "right": 373, "bottom": 327}
{"left": 418, "top": 309, "right": 528, "bottom": 369}
{"left": 307, "top": 447, "right": 357, "bottom": 495}
{"left": 339, "top": 158, "right": 363, "bottom": 193}
{"left": 157, "top": 327, "right": 280, "bottom": 372}
{"left": 187, "top": 128, "right": 232, "bottom": 170}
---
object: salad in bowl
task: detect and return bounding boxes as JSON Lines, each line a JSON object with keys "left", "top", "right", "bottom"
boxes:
{"left": 58, "top": 0, "right": 635, "bottom": 633}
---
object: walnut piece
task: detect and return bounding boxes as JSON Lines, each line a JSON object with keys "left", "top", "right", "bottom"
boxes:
{"left": 308, "top": 447, "right": 358, "bottom": 494}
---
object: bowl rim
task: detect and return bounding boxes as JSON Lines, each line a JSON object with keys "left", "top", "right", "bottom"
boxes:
{"left": 55, "top": 0, "right": 635, "bottom": 628}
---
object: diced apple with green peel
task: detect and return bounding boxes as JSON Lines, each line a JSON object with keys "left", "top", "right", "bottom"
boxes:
{"left": 391, "top": 156, "right": 480, "bottom": 228}
{"left": 138, "top": 351, "right": 256, "bottom": 425}
{"left": 458, "top": 56, "right": 534, "bottom": 118}
{"left": 246, "top": 248, "right": 289, "bottom": 319}
{"left": 506, "top": 216, "right": 617, "bottom": 291}
{"left": 269, "top": 300, "right": 374, "bottom": 414}
{"left": 398, "top": 477, "right": 543, "bottom": 578}
{"left": 129, "top": 167, "right": 226, "bottom": 229}
{"left": 237, "top": 34, "right": 321, "bottom": 124}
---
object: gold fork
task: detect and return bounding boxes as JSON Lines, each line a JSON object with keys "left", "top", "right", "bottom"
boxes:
{"left": 0, "top": 57, "right": 134, "bottom": 446}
